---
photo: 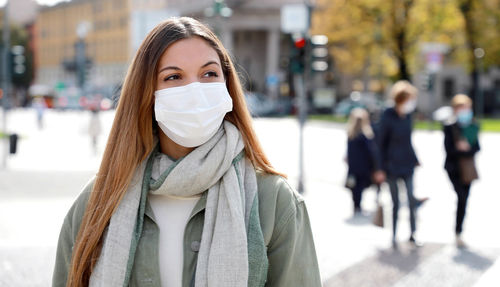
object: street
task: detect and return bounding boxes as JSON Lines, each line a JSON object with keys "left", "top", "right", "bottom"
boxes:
{"left": 1, "top": 108, "right": 499, "bottom": 286}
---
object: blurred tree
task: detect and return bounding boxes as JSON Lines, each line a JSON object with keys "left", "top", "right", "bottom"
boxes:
{"left": 311, "top": 0, "right": 387, "bottom": 78}
{"left": 311, "top": 0, "right": 416, "bottom": 82}
{"left": 458, "top": 0, "right": 500, "bottom": 101}
{"left": 312, "top": 0, "right": 500, "bottom": 86}
{"left": 387, "top": 0, "right": 416, "bottom": 81}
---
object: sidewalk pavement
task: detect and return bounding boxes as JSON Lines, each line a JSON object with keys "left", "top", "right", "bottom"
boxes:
{"left": 1, "top": 109, "right": 499, "bottom": 286}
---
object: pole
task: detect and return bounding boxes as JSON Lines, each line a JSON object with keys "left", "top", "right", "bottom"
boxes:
{"left": 428, "top": 72, "right": 435, "bottom": 129}
{"left": 473, "top": 48, "right": 485, "bottom": 117}
{"left": 476, "top": 55, "right": 484, "bottom": 118}
{"left": 295, "top": 1, "right": 313, "bottom": 194}
{"left": 75, "top": 39, "right": 86, "bottom": 89}
{"left": 294, "top": 73, "right": 306, "bottom": 194}
{"left": 2, "top": 0, "right": 10, "bottom": 169}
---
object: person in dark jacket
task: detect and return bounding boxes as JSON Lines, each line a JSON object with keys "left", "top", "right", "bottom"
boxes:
{"left": 443, "top": 94, "right": 480, "bottom": 248}
{"left": 378, "top": 81, "right": 427, "bottom": 249}
{"left": 346, "top": 108, "right": 385, "bottom": 215}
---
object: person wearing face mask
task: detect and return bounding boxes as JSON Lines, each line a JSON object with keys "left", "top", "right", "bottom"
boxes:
{"left": 52, "top": 18, "right": 321, "bottom": 287}
{"left": 443, "top": 94, "right": 480, "bottom": 248}
{"left": 345, "top": 108, "right": 385, "bottom": 216}
{"left": 378, "top": 80, "right": 428, "bottom": 250}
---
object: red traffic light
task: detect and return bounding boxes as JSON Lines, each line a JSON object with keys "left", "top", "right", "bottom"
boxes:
{"left": 294, "top": 37, "right": 306, "bottom": 49}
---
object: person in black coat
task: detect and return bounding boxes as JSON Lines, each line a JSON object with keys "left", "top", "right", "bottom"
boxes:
{"left": 378, "top": 81, "right": 427, "bottom": 249}
{"left": 443, "top": 94, "right": 480, "bottom": 248}
{"left": 346, "top": 108, "right": 385, "bottom": 215}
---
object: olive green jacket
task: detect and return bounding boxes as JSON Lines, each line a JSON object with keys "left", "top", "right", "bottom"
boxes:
{"left": 52, "top": 172, "right": 321, "bottom": 287}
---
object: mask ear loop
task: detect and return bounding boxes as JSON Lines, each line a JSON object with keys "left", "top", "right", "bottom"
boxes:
{"left": 152, "top": 92, "right": 159, "bottom": 135}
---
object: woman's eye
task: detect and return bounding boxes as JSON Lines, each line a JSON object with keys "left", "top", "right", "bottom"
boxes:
{"left": 163, "top": 74, "right": 180, "bottom": 82}
{"left": 203, "top": 71, "right": 218, "bottom": 78}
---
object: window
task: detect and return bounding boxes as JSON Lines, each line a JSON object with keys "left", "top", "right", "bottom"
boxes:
{"left": 494, "top": 79, "right": 500, "bottom": 108}
{"left": 93, "top": 2, "right": 103, "bottom": 13}
{"left": 120, "top": 16, "right": 128, "bottom": 27}
{"left": 443, "top": 77, "right": 455, "bottom": 100}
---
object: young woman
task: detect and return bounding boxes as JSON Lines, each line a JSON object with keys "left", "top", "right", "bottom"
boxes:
{"left": 346, "top": 108, "right": 385, "bottom": 215}
{"left": 443, "top": 94, "right": 480, "bottom": 248}
{"left": 52, "top": 17, "right": 321, "bottom": 287}
{"left": 378, "top": 80, "right": 427, "bottom": 249}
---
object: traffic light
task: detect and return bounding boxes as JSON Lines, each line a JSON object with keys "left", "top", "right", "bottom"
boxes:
{"left": 290, "top": 35, "right": 306, "bottom": 74}
{"left": 11, "top": 45, "right": 26, "bottom": 76}
{"left": 420, "top": 72, "right": 435, "bottom": 91}
{"left": 62, "top": 58, "right": 92, "bottom": 88}
{"left": 77, "top": 58, "right": 92, "bottom": 88}
{"left": 310, "top": 35, "right": 329, "bottom": 73}
{"left": 62, "top": 59, "right": 77, "bottom": 72}
{"left": 62, "top": 40, "right": 93, "bottom": 88}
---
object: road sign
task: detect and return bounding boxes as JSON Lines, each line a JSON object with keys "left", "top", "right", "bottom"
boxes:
{"left": 421, "top": 42, "right": 449, "bottom": 73}
{"left": 426, "top": 52, "right": 443, "bottom": 73}
{"left": 281, "top": 4, "right": 309, "bottom": 34}
{"left": 266, "top": 75, "right": 279, "bottom": 87}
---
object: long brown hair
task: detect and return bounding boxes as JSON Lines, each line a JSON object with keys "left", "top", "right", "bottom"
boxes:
{"left": 67, "top": 17, "right": 284, "bottom": 286}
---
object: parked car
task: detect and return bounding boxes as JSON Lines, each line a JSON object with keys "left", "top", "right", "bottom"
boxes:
{"left": 334, "top": 91, "right": 385, "bottom": 118}
{"left": 244, "top": 92, "right": 292, "bottom": 117}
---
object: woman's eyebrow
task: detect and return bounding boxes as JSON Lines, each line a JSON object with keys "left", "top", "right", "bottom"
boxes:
{"left": 158, "top": 66, "right": 182, "bottom": 74}
{"left": 201, "top": 61, "right": 220, "bottom": 68}
{"left": 158, "top": 61, "right": 220, "bottom": 74}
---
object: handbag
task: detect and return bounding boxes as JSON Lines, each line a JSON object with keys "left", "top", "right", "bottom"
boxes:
{"left": 345, "top": 174, "right": 356, "bottom": 189}
{"left": 451, "top": 125, "right": 479, "bottom": 184}
{"left": 372, "top": 204, "right": 384, "bottom": 227}
{"left": 372, "top": 186, "right": 384, "bottom": 227}
{"left": 459, "top": 156, "right": 478, "bottom": 184}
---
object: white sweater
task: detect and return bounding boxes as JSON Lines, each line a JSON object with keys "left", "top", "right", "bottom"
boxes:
{"left": 148, "top": 193, "right": 199, "bottom": 287}
{"left": 148, "top": 152, "right": 200, "bottom": 287}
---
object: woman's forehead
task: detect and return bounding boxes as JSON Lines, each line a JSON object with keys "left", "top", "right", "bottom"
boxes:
{"left": 158, "top": 37, "right": 220, "bottom": 67}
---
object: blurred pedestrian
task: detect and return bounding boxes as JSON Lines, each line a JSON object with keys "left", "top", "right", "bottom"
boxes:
{"left": 52, "top": 17, "right": 321, "bottom": 287}
{"left": 346, "top": 108, "right": 385, "bottom": 215}
{"left": 443, "top": 94, "right": 480, "bottom": 248}
{"left": 33, "top": 96, "right": 46, "bottom": 129}
{"left": 88, "top": 108, "right": 102, "bottom": 155}
{"left": 378, "top": 80, "right": 428, "bottom": 249}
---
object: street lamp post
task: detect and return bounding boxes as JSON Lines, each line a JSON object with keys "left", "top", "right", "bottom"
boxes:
{"left": 204, "top": 0, "right": 233, "bottom": 18}
{"left": 204, "top": 0, "right": 232, "bottom": 38}
{"left": 1, "top": 0, "right": 11, "bottom": 169}
{"left": 282, "top": 3, "right": 311, "bottom": 194}
{"left": 76, "top": 22, "right": 91, "bottom": 91}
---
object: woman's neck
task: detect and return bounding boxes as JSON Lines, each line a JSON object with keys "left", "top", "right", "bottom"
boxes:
{"left": 158, "top": 131, "right": 194, "bottom": 160}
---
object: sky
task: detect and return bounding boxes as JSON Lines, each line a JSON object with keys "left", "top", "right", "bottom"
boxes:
{"left": 0, "top": 0, "right": 68, "bottom": 7}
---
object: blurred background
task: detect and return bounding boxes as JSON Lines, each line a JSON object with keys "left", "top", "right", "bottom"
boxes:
{"left": 0, "top": 0, "right": 499, "bottom": 286}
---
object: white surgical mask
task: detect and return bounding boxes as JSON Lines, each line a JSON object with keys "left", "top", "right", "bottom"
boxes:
{"left": 154, "top": 82, "right": 233, "bottom": 147}
{"left": 402, "top": 98, "right": 417, "bottom": 114}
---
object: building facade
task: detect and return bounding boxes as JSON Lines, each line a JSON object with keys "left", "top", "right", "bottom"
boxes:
{"left": 35, "top": 0, "right": 302, "bottom": 98}
{"left": 35, "top": 0, "right": 134, "bottom": 90}
{"left": 415, "top": 66, "right": 500, "bottom": 116}
{"left": 168, "top": 0, "right": 303, "bottom": 96}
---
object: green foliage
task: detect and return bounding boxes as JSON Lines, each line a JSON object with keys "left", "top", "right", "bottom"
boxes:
{"left": 311, "top": 0, "right": 500, "bottom": 81}
{"left": 308, "top": 114, "right": 347, "bottom": 123}
{"left": 479, "top": 118, "right": 500, "bottom": 132}
{"left": 307, "top": 114, "right": 500, "bottom": 132}
{"left": 413, "top": 120, "right": 443, "bottom": 131}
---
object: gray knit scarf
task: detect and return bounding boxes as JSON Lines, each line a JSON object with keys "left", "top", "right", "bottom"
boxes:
{"left": 89, "top": 121, "right": 267, "bottom": 287}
